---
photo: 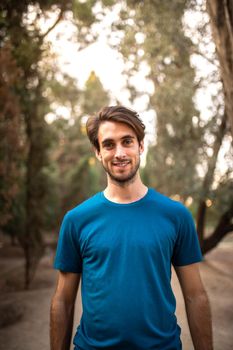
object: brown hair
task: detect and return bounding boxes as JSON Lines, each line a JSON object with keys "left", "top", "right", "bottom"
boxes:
{"left": 86, "top": 106, "right": 145, "bottom": 151}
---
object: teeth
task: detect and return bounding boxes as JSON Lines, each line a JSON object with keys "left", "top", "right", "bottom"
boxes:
{"left": 113, "top": 161, "right": 130, "bottom": 167}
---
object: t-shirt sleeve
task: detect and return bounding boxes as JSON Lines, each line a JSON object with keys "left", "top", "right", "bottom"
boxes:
{"left": 54, "top": 212, "right": 82, "bottom": 273}
{"left": 172, "top": 205, "right": 202, "bottom": 266}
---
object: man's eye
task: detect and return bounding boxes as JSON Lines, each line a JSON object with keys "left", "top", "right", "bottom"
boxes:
{"left": 123, "top": 139, "right": 133, "bottom": 145}
{"left": 104, "top": 143, "right": 114, "bottom": 149}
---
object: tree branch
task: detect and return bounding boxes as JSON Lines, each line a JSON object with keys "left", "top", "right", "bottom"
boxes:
{"left": 202, "top": 223, "right": 233, "bottom": 254}
{"left": 196, "top": 111, "right": 228, "bottom": 246}
{"left": 196, "top": 200, "right": 207, "bottom": 246}
{"left": 202, "top": 203, "right": 233, "bottom": 254}
{"left": 223, "top": 0, "right": 233, "bottom": 49}
{"left": 40, "top": 7, "right": 65, "bottom": 40}
{"left": 191, "top": 48, "right": 218, "bottom": 66}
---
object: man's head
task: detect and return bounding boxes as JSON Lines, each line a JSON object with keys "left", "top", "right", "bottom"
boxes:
{"left": 86, "top": 106, "right": 146, "bottom": 185}
{"left": 86, "top": 106, "right": 145, "bottom": 152}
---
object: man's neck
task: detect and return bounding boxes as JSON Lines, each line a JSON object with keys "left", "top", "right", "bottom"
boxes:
{"left": 104, "top": 175, "right": 148, "bottom": 204}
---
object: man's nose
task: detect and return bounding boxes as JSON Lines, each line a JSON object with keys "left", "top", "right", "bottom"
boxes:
{"left": 115, "top": 144, "right": 126, "bottom": 158}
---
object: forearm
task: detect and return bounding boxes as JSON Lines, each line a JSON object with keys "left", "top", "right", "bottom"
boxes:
{"left": 50, "top": 295, "right": 75, "bottom": 350}
{"left": 185, "top": 290, "right": 213, "bottom": 350}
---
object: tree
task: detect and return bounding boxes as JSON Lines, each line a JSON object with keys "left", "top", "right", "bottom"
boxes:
{"left": 206, "top": 0, "right": 233, "bottom": 137}
{"left": 49, "top": 71, "right": 109, "bottom": 217}
{"left": 0, "top": 43, "right": 23, "bottom": 239}
{"left": 43, "top": 0, "right": 232, "bottom": 255}
{"left": 1, "top": 1, "right": 55, "bottom": 287}
{"left": 188, "top": 0, "right": 233, "bottom": 253}
{"left": 111, "top": 0, "right": 203, "bottom": 198}
{"left": 0, "top": 0, "right": 105, "bottom": 288}
{"left": 100, "top": 0, "right": 233, "bottom": 254}
{"left": 81, "top": 70, "right": 110, "bottom": 114}
{"left": 195, "top": 112, "right": 232, "bottom": 253}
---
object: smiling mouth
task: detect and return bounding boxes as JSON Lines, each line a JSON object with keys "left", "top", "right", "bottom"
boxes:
{"left": 112, "top": 160, "right": 131, "bottom": 167}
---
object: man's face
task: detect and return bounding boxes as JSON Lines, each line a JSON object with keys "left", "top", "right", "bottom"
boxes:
{"left": 95, "top": 121, "right": 144, "bottom": 184}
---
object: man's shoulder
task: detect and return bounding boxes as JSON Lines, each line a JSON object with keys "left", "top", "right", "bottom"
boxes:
{"left": 149, "top": 188, "right": 191, "bottom": 218}
{"left": 65, "top": 192, "right": 103, "bottom": 221}
{"left": 150, "top": 188, "right": 181, "bottom": 207}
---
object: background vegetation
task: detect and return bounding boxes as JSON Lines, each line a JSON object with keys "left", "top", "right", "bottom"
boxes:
{"left": 0, "top": 0, "right": 232, "bottom": 288}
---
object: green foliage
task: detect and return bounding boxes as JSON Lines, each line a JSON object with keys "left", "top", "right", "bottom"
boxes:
{"left": 110, "top": 0, "right": 232, "bottom": 251}
{"left": 73, "top": 0, "right": 97, "bottom": 26}
{"left": 47, "top": 70, "right": 109, "bottom": 219}
{"left": 0, "top": 42, "right": 23, "bottom": 228}
{"left": 113, "top": 0, "right": 203, "bottom": 199}
{"left": 0, "top": 1, "right": 72, "bottom": 286}
{"left": 3, "top": 187, "right": 26, "bottom": 242}
{"left": 45, "top": 73, "right": 81, "bottom": 108}
{"left": 102, "top": 0, "right": 115, "bottom": 5}
{"left": 64, "top": 155, "right": 105, "bottom": 209}
{"left": 0, "top": 0, "right": 113, "bottom": 287}
{"left": 81, "top": 71, "right": 110, "bottom": 114}
{"left": 211, "top": 179, "right": 233, "bottom": 216}
{"left": 2, "top": 0, "right": 231, "bottom": 278}
{"left": 0, "top": 1, "right": 82, "bottom": 243}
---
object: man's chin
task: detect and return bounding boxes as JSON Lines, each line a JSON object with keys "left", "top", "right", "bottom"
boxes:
{"left": 103, "top": 161, "right": 140, "bottom": 185}
{"left": 108, "top": 172, "right": 137, "bottom": 184}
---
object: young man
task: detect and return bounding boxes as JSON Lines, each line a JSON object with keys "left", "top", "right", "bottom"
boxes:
{"left": 50, "top": 106, "right": 213, "bottom": 350}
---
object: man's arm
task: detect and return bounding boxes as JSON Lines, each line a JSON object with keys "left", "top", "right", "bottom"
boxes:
{"left": 175, "top": 263, "right": 213, "bottom": 350}
{"left": 50, "top": 271, "right": 81, "bottom": 350}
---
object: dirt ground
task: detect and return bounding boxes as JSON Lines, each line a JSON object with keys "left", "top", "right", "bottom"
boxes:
{"left": 0, "top": 234, "right": 232, "bottom": 350}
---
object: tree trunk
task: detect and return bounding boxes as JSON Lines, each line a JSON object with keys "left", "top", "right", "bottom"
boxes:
{"left": 206, "top": 0, "right": 233, "bottom": 137}
{"left": 24, "top": 237, "right": 44, "bottom": 289}
{"left": 201, "top": 204, "right": 233, "bottom": 254}
{"left": 196, "top": 112, "right": 227, "bottom": 251}
{"left": 2, "top": 0, "right": 68, "bottom": 289}
{"left": 196, "top": 200, "right": 207, "bottom": 247}
{"left": 23, "top": 87, "right": 46, "bottom": 289}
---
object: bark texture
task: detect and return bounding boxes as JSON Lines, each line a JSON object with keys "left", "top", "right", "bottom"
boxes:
{"left": 196, "top": 112, "right": 233, "bottom": 254}
{"left": 206, "top": 0, "right": 233, "bottom": 137}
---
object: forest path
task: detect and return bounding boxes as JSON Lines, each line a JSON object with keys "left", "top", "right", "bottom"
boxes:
{"left": 0, "top": 237, "right": 232, "bottom": 350}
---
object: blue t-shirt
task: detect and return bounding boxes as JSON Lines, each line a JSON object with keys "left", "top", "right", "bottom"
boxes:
{"left": 54, "top": 188, "right": 202, "bottom": 350}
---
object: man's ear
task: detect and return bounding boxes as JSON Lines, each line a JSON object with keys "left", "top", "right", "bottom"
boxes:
{"left": 94, "top": 148, "right": 102, "bottom": 162}
{"left": 139, "top": 140, "right": 144, "bottom": 155}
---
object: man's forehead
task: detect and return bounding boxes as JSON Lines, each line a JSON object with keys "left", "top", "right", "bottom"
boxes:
{"left": 98, "top": 121, "right": 136, "bottom": 138}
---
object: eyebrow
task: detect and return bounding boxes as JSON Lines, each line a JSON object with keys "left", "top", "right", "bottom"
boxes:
{"left": 101, "top": 135, "right": 135, "bottom": 146}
